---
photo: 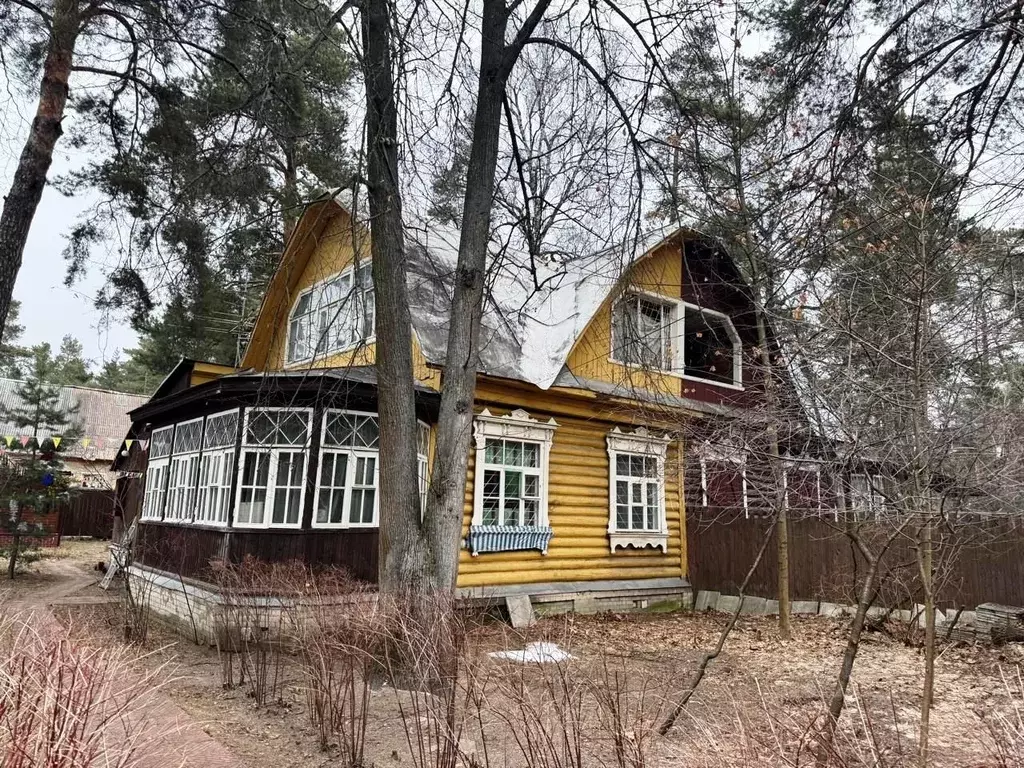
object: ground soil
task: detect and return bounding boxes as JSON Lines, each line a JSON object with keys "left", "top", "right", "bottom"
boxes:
{"left": 8, "top": 540, "right": 1023, "bottom": 767}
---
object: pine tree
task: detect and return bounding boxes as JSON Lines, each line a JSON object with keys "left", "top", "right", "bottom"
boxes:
{"left": 0, "top": 301, "right": 29, "bottom": 379}
{"left": 0, "top": 346, "right": 79, "bottom": 578}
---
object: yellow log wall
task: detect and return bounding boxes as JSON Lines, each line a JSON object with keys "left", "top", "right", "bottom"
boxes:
{"left": 456, "top": 380, "right": 686, "bottom": 588}
{"left": 565, "top": 241, "right": 684, "bottom": 397}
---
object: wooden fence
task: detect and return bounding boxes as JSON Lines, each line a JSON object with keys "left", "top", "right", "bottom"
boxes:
{"left": 687, "top": 510, "right": 1024, "bottom": 610}
{"left": 58, "top": 489, "right": 116, "bottom": 539}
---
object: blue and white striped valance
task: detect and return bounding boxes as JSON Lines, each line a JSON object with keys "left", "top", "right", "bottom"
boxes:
{"left": 465, "top": 525, "right": 554, "bottom": 556}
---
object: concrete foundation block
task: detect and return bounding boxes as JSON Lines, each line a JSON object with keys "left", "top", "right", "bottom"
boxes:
{"left": 694, "top": 590, "right": 720, "bottom": 612}
{"left": 792, "top": 600, "right": 820, "bottom": 615}
{"left": 819, "top": 602, "right": 846, "bottom": 618}
{"left": 572, "top": 596, "right": 600, "bottom": 614}
{"left": 764, "top": 599, "right": 780, "bottom": 615}
{"left": 717, "top": 594, "right": 741, "bottom": 614}
{"left": 740, "top": 596, "right": 768, "bottom": 615}
{"left": 893, "top": 609, "right": 913, "bottom": 623}
{"left": 866, "top": 606, "right": 889, "bottom": 620}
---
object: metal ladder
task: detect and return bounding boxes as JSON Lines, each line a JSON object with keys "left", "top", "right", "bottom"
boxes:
{"left": 100, "top": 517, "right": 137, "bottom": 590}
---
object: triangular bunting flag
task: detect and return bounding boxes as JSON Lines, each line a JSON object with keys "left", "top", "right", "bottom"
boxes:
{"left": 18, "top": 436, "right": 30, "bottom": 448}
{"left": 95, "top": 437, "right": 105, "bottom": 450}
{"left": 125, "top": 439, "right": 134, "bottom": 451}
{"left": 52, "top": 436, "right": 62, "bottom": 449}
{"left": 140, "top": 440, "right": 150, "bottom": 451}
{"left": 3, "top": 436, "right": 12, "bottom": 448}
{"left": 81, "top": 437, "right": 92, "bottom": 449}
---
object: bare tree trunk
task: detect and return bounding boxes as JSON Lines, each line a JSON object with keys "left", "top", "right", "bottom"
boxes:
{"left": 422, "top": 0, "right": 538, "bottom": 591}
{"left": 362, "top": 0, "right": 426, "bottom": 591}
{"left": 0, "top": 0, "right": 80, "bottom": 338}
{"left": 755, "top": 313, "right": 791, "bottom": 639}
{"left": 282, "top": 146, "right": 299, "bottom": 245}
{"left": 918, "top": 518, "right": 935, "bottom": 767}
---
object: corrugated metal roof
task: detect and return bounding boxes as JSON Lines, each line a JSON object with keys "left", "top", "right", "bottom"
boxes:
{"left": 0, "top": 379, "right": 148, "bottom": 462}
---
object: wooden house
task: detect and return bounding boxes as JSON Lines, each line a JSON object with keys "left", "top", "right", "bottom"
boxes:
{"left": 125, "top": 195, "right": 805, "bottom": 634}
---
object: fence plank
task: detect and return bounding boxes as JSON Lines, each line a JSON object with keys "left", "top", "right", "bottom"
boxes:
{"left": 688, "top": 511, "right": 1024, "bottom": 609}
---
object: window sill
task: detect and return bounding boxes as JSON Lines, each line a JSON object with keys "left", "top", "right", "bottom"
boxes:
{"left": 465, "top": 525, "right": 553, "bottom": 556}
{"left": 284, "top": 336, "right": 377, "bottom": 369}
{"left": 606, "top": 357, "right": 744, "bottom": 391}
{"left": 608, "top": 531, "right": 669, "bottom": 553}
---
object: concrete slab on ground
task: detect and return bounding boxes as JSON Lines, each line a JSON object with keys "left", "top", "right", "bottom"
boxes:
{"left": 505, "top": 595, "right": 535, "bottom": 628}
{"left": 792, "top": 600, "right": 819, "bottom": 615}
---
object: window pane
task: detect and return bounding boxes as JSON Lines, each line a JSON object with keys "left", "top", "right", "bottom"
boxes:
{"left": 485, "top": 439, "right": 503, "bottom": 464}
{"left": 482, "top": 498, "right": 499, "bottom": 525}
{"left": 524, "top": 474, "right": 538, "bottom": 499}
{"left": 503, "top": 499, "right": 519, "bottom": 526}
{"left": 173, "top": 420, "right": 203, "bottom": 453}
{"left": 349, "top": 489, "right": 364, "bottom": 524}
{"left": 616, "top": 454, "right": 630, "bottom": 476}
{"left": 506, "top": 441, "right": 522, "bottom": 467}
{"left": 330, "top": 492, "right": 345, "bottom": 524}
{"left": 523, "top": 499, "right": 538, "bottom": 526}
{"left": 151, "top": 427, "right": 173, "bottom": 459}
{"left": 616, "top": 505, "right": 629, "bottom": 529}
{"left": 483, "top": 470, "right": 500, "bottom": 500}
{"left": 277, "top": 412, "right": 308, "bottom": 445}
{"left": 360, "top": 489, "right": 375, "bottom": 523}
{"left": 522, "top": 442, "right": 538, "bottom": 468}
{"left": 646, "top": 483, "right": 658, "bottom": 529}
{"left": 632, "top": 504, "right": 644, "bottom": 529}
{"left": 630, "top": 455, "right": 644, "bottom": 477}
{"left": 504, "top": 471, "right": 522, "bottom": 500}
{"left": 246, "top": 412, "right": 276, "bottom": 444}
{"left": 354, "top": 416, "right": 379, "bottom": 448}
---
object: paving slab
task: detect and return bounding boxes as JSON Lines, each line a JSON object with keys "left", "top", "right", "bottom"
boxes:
{"left": 740, "top": 596, "right": 768, "bottom": 615}
{"left": 717, "top": 594, "right": 741, "bottom": 614}
{"left": 792, "top": 600, "right": 819, "bottom": 615}
{"left": 694, "top": 590, "right": 720, "bottom": 612}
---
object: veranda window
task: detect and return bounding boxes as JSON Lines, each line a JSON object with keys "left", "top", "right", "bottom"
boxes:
{"left": 287, "top": 263, "right": 375, "bottom": 363}
{"left": 140, "top": 425, "right": 174, "bottom": 521}
{"left": 195, "top": 409, "right": 238, "bottom": 525}
{"left": 235, "top": 409, "right": 311, "bottom": 528}
{"left": 606, "top": 428, "right": 670, "bottom": 553}
{"left": 314, "top": 411, "right": 380, "bottom": 528}
{"left": 165, "top": 418, "right": 203, "bottom": 522}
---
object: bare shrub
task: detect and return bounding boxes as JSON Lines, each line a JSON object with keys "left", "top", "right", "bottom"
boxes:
{"left": 0, "top": 615, "right": 168, "bottom": 767}
{"left": 291, "top": 568, "right": 376, "bottom": 764}
{"left": 209, "top": 557, "right": 309, "bottom": 706}
{"left": 379, "top": 591, "right": 475, "bottom": 768}
{"left": 982, "top": 666, "right": 1024, "bottom": 767}
{"left": 121, "top": 564, "right": 153, "bottom": 645}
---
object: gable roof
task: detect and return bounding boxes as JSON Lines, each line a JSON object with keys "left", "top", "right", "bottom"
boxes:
{"left": 0, "top": 379, "right": 148, "bottom": 462}
{"left": 244, "top": 196, "right": 704, "bottom": 390}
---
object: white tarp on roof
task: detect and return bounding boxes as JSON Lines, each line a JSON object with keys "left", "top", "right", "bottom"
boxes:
{"left": 404, "top": 220, "right": 675, "bottom": 390}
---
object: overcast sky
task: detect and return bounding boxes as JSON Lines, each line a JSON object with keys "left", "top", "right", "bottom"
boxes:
{"left": 1, "top": 87, "right": 138, "bottom": 369}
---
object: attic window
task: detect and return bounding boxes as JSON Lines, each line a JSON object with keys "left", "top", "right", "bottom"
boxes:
{"left": 611, "top": 296, "right": 673, "bottom": 370}
{"left": 611, "top": 292, "right": 743, "bottom": 387}
{"left": 287, "top": 262, "right": 375, "bottom": 364}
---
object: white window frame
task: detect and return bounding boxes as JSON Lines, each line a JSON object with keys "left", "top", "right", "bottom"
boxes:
{"left": 313, "top": 408, "right": 382, "bottom": 529}
{"left": 140, "top": 424, "right": 175, "bottom": 522}
{"left": 234, "top": 408, "right": 312, "bottom": 529}
{"left": 286, "top": 262, "right": 376, "bottom": 366}
{"left": 783, "top": 459, "right": 823, "bottom": 515}
{"left": 165, "top": 416, "right": 204, "bottom": 524}
{"left": 610, "top": 289, "right": 744, "bottom": 390}
{"left": 606, "top": 428, "right": 670, "bottom": 553}
{"left": 848, "top": 472, "right": 886, "bottom": 519}
{"left": 699, "top": 442, "right": 749, "bottom": 516}
{"left": 194, "top": 408, "right": 240, "bottom": 527}
{"left": 418, "top": 422, "right": 431, "bottom": 514}
{"left": 471, "top": 409, "right": 557, "bottom": 528}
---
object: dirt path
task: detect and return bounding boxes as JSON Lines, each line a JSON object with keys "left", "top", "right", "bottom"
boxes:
{"left": 8, "top": 557, "right": 246, "bottom": 768}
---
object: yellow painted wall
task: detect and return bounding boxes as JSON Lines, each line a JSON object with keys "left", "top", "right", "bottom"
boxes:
{"left": 565, "top": 240, "right": 684, "bottom": 398}
{"left": 456, "top": 379, "right": 686, "bottom": 589}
